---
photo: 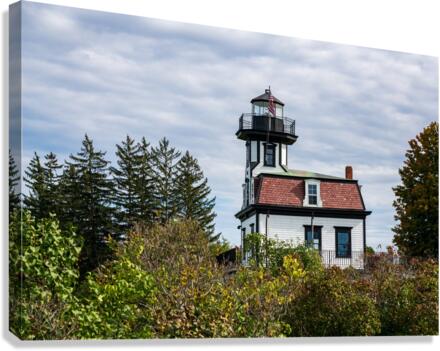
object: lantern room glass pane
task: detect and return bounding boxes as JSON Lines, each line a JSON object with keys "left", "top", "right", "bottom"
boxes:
{"left": 253, "top": 102, "right": 268, "bottom": 115}
{"left": 276, "top": 105, "right": 283, "bottom": 117}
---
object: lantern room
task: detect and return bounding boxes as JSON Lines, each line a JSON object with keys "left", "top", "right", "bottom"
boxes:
{"left": 251, "top": 88, "right": 284, "bottom": 117}
{"left": 236, "top": 88, "right": 297, "bottom": 145}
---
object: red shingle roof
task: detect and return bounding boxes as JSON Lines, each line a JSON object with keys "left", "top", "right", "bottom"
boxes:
{"left": 255, "top": 176, "right": 364, "bottom": 210}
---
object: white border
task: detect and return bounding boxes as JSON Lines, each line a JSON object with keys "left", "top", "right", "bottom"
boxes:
{"left": 1, "top": 1, "right": 439, "bottom": 350}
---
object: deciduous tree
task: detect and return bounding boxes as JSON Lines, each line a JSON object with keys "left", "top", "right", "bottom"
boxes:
{"left": 393, "top": 121, "right": 438, "bottom": 258}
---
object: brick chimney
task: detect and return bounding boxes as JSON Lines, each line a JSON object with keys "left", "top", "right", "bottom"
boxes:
{"left": 345, "top": 166, "right": 353, "bottom": 180}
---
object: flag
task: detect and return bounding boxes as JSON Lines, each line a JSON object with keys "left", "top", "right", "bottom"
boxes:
{"left": 268, "top": 93, "right": 276, "bottom": 117}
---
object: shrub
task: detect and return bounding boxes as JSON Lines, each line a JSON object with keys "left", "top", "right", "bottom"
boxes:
{"left": 371, "top": 256, "right": 438, "bottom": 335}
{"left": 284, "top": 267, "right": 381, "bottom": 336}
{"left": 243, "top": 232, "right": 323, "bottom": 275}
{"left": 9, "top": 210, "right": 82, "bottom": 339}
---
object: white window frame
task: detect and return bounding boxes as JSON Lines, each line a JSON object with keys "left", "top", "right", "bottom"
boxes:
{"left": 303, "top": 179, "right": 322, "bottom": 207}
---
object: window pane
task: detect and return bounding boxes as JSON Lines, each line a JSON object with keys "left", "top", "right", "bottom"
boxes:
{"left": 305, "top": 227, "right": 320, "bottom": 250}
{"left": 276, "top": 105, "right": 283, "bottom": 117}
{"left": 306, "top": 231, "right": 313, "bottom": 245}
{"left": 337, "top": 230, "right": 350, "bottom": 257}
{"left": 308, "top": 184, "right": 317, "bottom": 195}
{"left": 265, "top": 145, "right": 275, "bottom": 166}
{"left": 309, "top": 195, "right": 317, "bottom": 205}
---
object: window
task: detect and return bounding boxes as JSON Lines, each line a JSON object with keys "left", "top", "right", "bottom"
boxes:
{"left": 241, "top": 227, "right": 247, "bottom": 259}
{"left": 304, "top": 226, "right": 322, "bottom": 251}
{"left": 304, "top": 179, "right": 322, "bottom": 207}
{"left": 308, "top": 184, "right": 317, "bottom": 205}
{"left": 253, "top": 102, "right": 267, "bottom": 115}
{"left": 335, "top": 227, "right": 351, "bottom": 258}
{"left": 250, "top": 223, "right": 255, "bottom": 233}
{"left": 264, "top": 143, "right": 276, "bottom": 167}
{"left": 276, "top": 105, "right": 283, "bottom": 117}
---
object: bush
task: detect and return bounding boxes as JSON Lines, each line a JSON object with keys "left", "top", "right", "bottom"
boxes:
{"left": 9, "top": 214, "right": 438, "bottom": 339}
{"left": 284, "top": 267, "right": 381, "bottom": 336}
{"left": 243, "top": 232, "right": 323, "bottom": 275}
{"left": 371, "top": 256, "right": 438, "bottom": 335}
{"left": 9, "top": 210, "right": 82, "bottom": 339}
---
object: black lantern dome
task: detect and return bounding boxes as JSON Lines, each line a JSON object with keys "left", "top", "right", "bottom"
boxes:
{"left": 250, "top": 88, "right": 285, "bottom": 106}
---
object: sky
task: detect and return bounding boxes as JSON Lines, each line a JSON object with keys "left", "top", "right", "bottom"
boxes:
{"left": 18, "top": 1, "right": 438, "bottom": 250}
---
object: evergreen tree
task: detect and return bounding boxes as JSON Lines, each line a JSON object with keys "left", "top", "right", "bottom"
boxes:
{"left": 43, "top": 152, "right": 62, "bottom": 215}
{"left": 24, "top": 152, "right": 62, "bottom": 219}
{"left": 151, "top": 138, "right": 181, "bottom": 223}
{"left": 24, "top": 152, "right": 49, "bottom": 219}
{"left": 111, "top": 135, "right": 142, "bottom": 231}
{"left": 392, "top": 121, "right": 438, "bottom": 258}
{"left": 135, "top": 137, "right": 156, "bottom": 225}
{"left": 65, "top": 134, "right": 115, "bottom": 273}
{"left": 175, "top": 151, "right": 219, "bottom": 242}
{"left": 58, "top": 163, "right": 82, "bottom": 229}
{"left": 9, "top": 150, "right": 20, "bottom": 213}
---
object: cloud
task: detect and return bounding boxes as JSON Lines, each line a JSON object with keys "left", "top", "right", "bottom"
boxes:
{"left": 19, "top": 2, "right": 438, "bottom": 249}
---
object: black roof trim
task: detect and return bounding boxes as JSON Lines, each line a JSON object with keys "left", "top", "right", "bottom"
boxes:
{"left": 257, "top": 172, "right": 359, "bottom": 183}
{"left": 236, "top": 204, "right": 371, "bottom": 220}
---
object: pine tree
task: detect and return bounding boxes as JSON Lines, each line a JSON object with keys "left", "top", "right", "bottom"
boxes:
{"left": 58, "top": 163, "right": 82, "bottom": 229}
{"left": 9, "top": 150, "right": 20, "bottom": 213}
{"left": 65, "top": 134, "right": 115, "bottom": 273}
{"left": 111, "top": 135, "right": 142, "bottom": 231}
{"left": 43, "top": 152, "right": 62, "bottom": 215}
{"left": 392, "top": 121, "right": 438, "bottom": 258}
{"left": 24, "top": 152, "right": 49, "bottom": 219}
{"left": 175, "top": 151, "right": 219, "bottom": 242}
{"left": 151, "top": 138, "right": 181, "bottom": 223}
{"left": 135, "top": 137, "right": 156, "bottom": 225}
{"left": 24, "top": 152, "right": 63, "bottom": 220}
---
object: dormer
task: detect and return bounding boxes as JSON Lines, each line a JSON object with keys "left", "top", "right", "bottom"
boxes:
{"left": 303, "top": 179, "right": 323, "bottom": 207}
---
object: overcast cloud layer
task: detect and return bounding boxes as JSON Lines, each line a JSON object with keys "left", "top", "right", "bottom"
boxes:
{"left": 19, "top": 2, "right": 438, "bottom": 249}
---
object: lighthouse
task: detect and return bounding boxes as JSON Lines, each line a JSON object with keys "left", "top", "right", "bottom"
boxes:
{"left": 235, "top": 88, "right": 371, "bottom": 269}
{"left": 236, "top": 88, "right": 297, "bottom": 209}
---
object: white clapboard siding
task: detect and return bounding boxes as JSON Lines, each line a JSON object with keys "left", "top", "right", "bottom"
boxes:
{"left": 256, "top": 214, "right": 365, "bottom": 269}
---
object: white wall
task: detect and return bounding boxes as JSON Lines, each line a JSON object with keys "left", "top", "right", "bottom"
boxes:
{"left": 258, "top": 214, "right": 365, "bottom": 269}
{"left": 241, "top": 214, "right": 257, "bottom": 234}
{"left": 252, "top": 141, "right": 285, "bottom": 177}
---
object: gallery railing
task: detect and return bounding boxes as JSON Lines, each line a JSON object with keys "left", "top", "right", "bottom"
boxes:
{"left": 238, "top": 113, "right": 296, "bottom": 136}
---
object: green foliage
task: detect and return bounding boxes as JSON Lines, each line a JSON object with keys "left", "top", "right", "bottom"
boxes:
{"left": 134, "top": 137, "right": 157, "bottom": 224}
{"left": 209, "top": 237, "right": 232, "bottom": 257}
{"left": 65, "top": 134, "right": 115, "bottom": 273}
{"left": 365, "top": 246, "right": 375, "bottom": 255}
{"left": 111, "top": 135, "right": 144, "bottom": 231}
{"left": 371, "top": 256, "right": 438, "bottom": 335}
{"left": 9, "top": 150, "right": 20, "bottom": 213}
{"left": 243, "top": 232, "right": 322, "bottom": 274}
{"left": 24, "top": 151, "right": 63, "bottom": 219}
{"left": 284, "top": 267, "right": 381, "bottom": 336}
{"left": 9, "top": 215, "right": 438, "bottom": 339}
{"left": 9, "top": 210, "right": 82, "bottom": 339}
{"left": 68, "top": 257, "right": 156, "bottom": 339}
{"left": 24, "top": 153, "right": 48, "bottom": 218}
{"left": 175, "top": 151, "right": 218, "bottom": 242}
{"left": 151, "top": 137, "right": 181, "bottom": 223}
{"left": 393, "top": 121, "right": 439, "bottom": 258}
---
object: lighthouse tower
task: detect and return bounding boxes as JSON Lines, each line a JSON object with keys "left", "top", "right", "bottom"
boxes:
{"left": 236, "top": 88, "right": 297, "bottom": 209}
{"left": 235, "top": 89, "right": 371, "bottom": 269}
